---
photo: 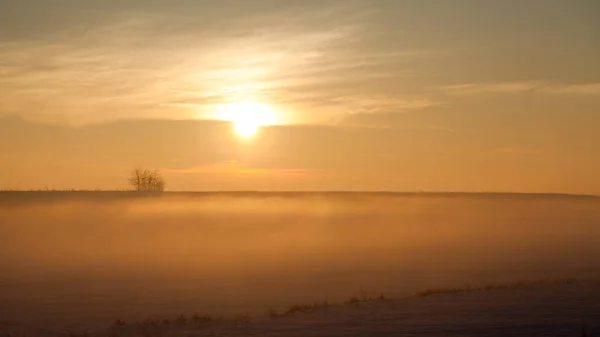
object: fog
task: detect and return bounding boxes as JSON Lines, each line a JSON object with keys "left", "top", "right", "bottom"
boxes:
{"left": 1, "top": 193, "right": 599, "bottom": 331}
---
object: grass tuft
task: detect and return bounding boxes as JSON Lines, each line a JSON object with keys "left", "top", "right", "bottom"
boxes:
{"left": 266, "top": 307, "right": 281, "bottom": 319}
{"left": 174, "top": 314, "right": 187, "bottom": 325}
{"left": 285, "top": 303, "right": 313, "bottom": 315}
{"left": 233, "top": 312, "right": 251, "bottom": 324}
{"left": 191, "top": 313, "right": 212, "bottom": 325}
{"left": 113, "top": 319, "right": 127, "bottom": 326}
{"left": 347, "top": 289, "right": 387, "bottom": 304}
{"left": 347, "top": 296, "right": 361, "bottom": 305}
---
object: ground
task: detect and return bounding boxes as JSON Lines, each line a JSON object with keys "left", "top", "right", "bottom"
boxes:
{"left": 5, "top": 280, "right": 598, "bottom": 337}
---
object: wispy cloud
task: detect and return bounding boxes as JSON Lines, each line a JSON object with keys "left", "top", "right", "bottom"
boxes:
{"left": 440, "top": 82, "right": 541, "bottom": 95}
{"left": 540, "top": 83, "right": 600, "bottom": 95}
{"left": 439, "top": 81, "right": 600, "bottom": 96}
{"left": 1, "top": 7, "right": 356, "bottom": 123}
{"left": 0, "top": 1, "right": 438, "bottom": 125}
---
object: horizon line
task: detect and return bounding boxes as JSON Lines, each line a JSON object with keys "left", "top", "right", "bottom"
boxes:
{"left": 0, "top": 190, "right": 597, "bottom": 198}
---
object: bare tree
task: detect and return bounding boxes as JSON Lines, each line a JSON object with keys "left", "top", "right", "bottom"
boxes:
{"left": 128, "top": 168, "right": 143, "bottom": 191}
{"left": 128, "top": 168, "right": 165, "bottom": 192}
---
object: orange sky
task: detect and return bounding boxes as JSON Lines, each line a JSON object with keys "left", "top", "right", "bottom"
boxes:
{"left": 1, "top": 1, "right": 599, "bottom": 193}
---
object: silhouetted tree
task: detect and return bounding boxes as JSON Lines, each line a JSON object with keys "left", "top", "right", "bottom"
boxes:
{"left": 128, "top": 168, "right": 165, "bottom": 192}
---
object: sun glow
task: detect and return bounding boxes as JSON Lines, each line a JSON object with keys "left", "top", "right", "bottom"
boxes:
{"left": 216, "top": 102, "right": 277, "bottom": 138}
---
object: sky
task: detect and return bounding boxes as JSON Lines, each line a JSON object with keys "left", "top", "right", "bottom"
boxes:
{"left": 1, "top": 0, "right": 599, "bottom": 193}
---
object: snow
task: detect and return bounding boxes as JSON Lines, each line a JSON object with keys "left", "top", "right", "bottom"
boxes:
{"left": 121, "top": 282, "right": 600, "bottom": 337}
{"left": 3, "top": 281, "right": 599, "bottom": 336}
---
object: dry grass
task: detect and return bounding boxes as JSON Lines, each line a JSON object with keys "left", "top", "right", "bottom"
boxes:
{"left": 281, "top": 301, "right": 332, "bottom": 316}
{"left": 233, "top": 312, "right": 251, "bottom": 324}
{"left": 415, "top": 277, "right": 580, "bottom": 298}
{"left": 108, "top": 290, "right": 384, "bottom": 334}
{"left": 105, "top": 277, "right": 590, "bottom": 336}
{"left": 346, "top": 288, "right": 387, "bottom": 305}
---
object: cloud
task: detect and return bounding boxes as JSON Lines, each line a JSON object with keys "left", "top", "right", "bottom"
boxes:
{"left": 0, "top": 1, "right": 439, "bottom": 126}
{"left": 440, "top": 82, "right": 541, "bottom": 95}
{"left": 1, "top": 6, "right": 358, "bottom": 123}
{"left": 540, "top": 83, "right": 600, "bottom": 95}
{"left": 439, "top": 81, "right": 600, "bottom": 96}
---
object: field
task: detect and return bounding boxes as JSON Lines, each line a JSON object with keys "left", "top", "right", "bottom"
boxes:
{"left": 1, "top": 192, "right": 599, "bottom": 336}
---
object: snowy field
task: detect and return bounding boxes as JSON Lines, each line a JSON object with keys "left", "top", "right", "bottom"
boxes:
{"left": 1, "top": 192, "right": 599, "bottom": 336}
{"left": 103, "top": 280, "right": 600, "bottom": 337}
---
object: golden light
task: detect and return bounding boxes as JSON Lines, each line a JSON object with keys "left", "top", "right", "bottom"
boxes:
{"left": 235, "top": 121, "right": 259, "bottom": 138}
{"left": 216, "top": 102, "right": 277, "bottom": 138}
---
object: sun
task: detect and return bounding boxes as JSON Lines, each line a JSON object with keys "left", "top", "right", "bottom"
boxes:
{"left": 216, "top": 102, "right": 277, "bottom": 138}
{"left": 234, "top": 121, "right": 259, "bottom": 138}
